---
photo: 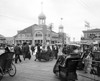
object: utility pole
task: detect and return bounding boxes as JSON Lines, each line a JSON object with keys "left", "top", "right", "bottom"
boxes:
{"left": 49, "top": 23, "right": 53, "bottom": 45}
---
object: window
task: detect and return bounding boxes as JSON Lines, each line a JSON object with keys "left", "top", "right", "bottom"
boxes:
{"left": 89, "top": 33, "right": 96, "bottom": 39}
{"left": 22, "top": 34, "right": 25, "bottom": 37}
{"left": 35, "top": 31, "right": 43, "bottom": 37}
{"left": 18, "top": 34, "right": 21, "bottom": 38}
{"left": 35, "top": 33, "right": 42, "bottom": 37}
{"left": 48, "top": 34, "right": 50, "bottom": 37}
{"left": 26, "top": 33, "right": 31, "bottom": 37}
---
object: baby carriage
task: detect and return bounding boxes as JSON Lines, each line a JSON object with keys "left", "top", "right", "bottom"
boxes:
{"left": 0, "top": 52, "right": 16, "bottom": 80}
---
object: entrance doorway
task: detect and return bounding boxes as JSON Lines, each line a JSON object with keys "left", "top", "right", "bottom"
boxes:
{"left": 35, "top": 40, "right": 43, "bottom": 45}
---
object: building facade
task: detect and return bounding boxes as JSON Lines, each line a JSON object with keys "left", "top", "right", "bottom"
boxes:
{"left": 5, "top": 37, "right": 14, "bottom": 45}
{"left": 14, "top": 12, "right": 70, "bottom": 45}
{"left": 0, "top": 34, "right": 6, "bottom": 44}
{"left": 81, "top": 28, "right": 100, "bottom": 44}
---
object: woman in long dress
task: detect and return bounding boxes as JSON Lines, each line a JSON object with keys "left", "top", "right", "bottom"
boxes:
{"left": 84, "top": 53, "right": 92, "bottom": 73}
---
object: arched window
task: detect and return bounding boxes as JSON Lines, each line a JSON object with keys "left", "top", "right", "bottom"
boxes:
{"left": 35, "top": 31, "right": 43, "bottom": 37}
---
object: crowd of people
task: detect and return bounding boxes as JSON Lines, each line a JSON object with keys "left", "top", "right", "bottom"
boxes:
{"left": 78, "top": 43, "right": 100, "bottom": 76}
{"left": 2, "top": 42, "right": 62, "bottom": 64}
{"left": 4, "top": 42, "right": 31, "bottom": 64}
{"left": 33, "top": 43, "right": 59, "bottom": 61}
{"left": 58, "top": 43, "right": 100, "bottom": 77}
{"left": 1, "top": 42, "right": 100, "bottom": 77}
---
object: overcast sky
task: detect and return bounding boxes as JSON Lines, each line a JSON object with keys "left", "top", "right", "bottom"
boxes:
{"left": 0, "top": 0, "right": 100, "bottom": 41}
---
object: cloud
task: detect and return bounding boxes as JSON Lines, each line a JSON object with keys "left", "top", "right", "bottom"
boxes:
{"left": 0, "top": 0, "right": 100, "bottom": 41}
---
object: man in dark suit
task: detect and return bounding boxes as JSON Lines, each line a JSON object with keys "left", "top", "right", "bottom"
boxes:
{"left": 34, "top": 44, "right": 41, "bottom": 61}
{"left": 54, "top": 44, "right": 58, "bottom": 59}
{"left": 22, "top": 42, "right": 31, "bottom": 60}
{"left": 31, "top": 45, "right": 35, "bottom": 55}
{"left": 14, "top": 44, "right": 22, "bottom": 63}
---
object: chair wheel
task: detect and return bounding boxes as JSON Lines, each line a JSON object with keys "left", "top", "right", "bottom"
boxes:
{"left": 8, "top": 63, "right": 16, "bottom": 77}
{"left": 0, "top": 67, "right": 3, "bottom": 80}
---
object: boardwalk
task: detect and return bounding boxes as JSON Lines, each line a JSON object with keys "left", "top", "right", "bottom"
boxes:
{"left": 1, "top": 56, "right": 100, "bottom": 81}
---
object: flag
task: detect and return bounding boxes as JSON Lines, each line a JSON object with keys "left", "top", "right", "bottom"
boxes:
{"left": 85, "top": 21, "right": 90, "bottom": 28}
{"left": 61, "top": 18, "right": 63, "bottom": 20}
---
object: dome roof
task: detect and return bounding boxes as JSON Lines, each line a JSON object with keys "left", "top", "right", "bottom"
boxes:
{"left": 38, "top": 12, "right": 46, "bottom": 19}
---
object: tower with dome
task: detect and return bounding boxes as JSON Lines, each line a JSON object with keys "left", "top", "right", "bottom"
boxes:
{"left": 14, "top": 3, "right": 70, "bottom": 46}
{"left": 38, "top": 12, "right": 46, "bottom": 25}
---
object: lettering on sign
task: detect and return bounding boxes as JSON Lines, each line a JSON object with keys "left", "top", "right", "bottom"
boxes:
{"left": 35, "top": 28, "right": 43, "bottom": 30}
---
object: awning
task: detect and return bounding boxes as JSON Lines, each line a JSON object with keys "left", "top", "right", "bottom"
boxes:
{"left": 93, "top": 41, "right": 98, "bottom": 45}
{"left": 68, "top": 43, "right": 80, "bottom": 47}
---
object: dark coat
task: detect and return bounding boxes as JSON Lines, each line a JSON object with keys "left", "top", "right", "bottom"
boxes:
{"left": 22, "top": 44, "right": 31, "bottom": 59}
{"left": 5, "top": 47, "right": 10, "bottom": 53}
{"left": 37, "top": 45, "right": 41, "bottom": 53}
{"left": 0, "top": 53, "right": 8, "bottom": 70}
{"left": 31, "top": 46, "right": 35, "bottom": 52}
{"left": 22, "top": 44, "right": 29, "bottom": 54}
{"left": 14, "top": 45, "right": 22, "bottom": 55}
{"left": 54, "top": 46, "right": 58, "bottom": 54}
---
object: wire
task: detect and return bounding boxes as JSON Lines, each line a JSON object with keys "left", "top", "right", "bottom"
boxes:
{"left": 0, "top": 14, "right": 33, "bottom": 23}
{"left": 77, "top": 0, "right": 100, "bottom": 28}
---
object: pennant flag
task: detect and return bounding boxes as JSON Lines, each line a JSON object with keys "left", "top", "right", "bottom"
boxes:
{"left": 85, "top": 21, "right": 90, "bottom": 28}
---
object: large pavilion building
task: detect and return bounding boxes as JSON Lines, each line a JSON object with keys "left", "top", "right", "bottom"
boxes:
{"left": 14, "top": 12, "right": 70, "bottom": 46}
